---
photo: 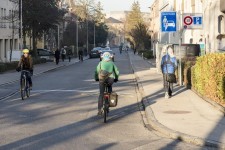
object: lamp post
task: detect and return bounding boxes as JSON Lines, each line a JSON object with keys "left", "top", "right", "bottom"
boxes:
{"left": 19, "top": 0, "right": 23, "bottom": 50}
{"left": 94, "top": 20, "right": 95, "bottom": 47}
{"left": 76, "top": 20, "right": 79, "bottom": 58}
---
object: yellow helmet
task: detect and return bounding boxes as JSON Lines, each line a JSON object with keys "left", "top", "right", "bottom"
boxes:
{"left": 22, "top": 49, "right": 29, "bottom": 54}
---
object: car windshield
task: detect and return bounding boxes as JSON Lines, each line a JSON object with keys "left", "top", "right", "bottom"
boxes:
{"left": 93, "top": 47, "right": 101, "bottom": 51}
{"left": 101, "top": 50, "right": 113, "bottom": 54}
{"left": 102, "top": 47, "right": 110, "bottom": 51}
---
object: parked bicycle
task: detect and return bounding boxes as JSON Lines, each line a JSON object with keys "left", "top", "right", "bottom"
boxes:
{"left": 20, "top": 70, "right": 31, "bottom": 100}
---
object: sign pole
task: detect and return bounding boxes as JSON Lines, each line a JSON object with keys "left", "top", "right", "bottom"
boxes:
{"left": 178, "top": 11, "right": 182, "bottom": 86}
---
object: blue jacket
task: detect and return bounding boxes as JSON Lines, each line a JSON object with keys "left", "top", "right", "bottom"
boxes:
{"left": 161, "top": 54, "right": 177, "bottom": 74}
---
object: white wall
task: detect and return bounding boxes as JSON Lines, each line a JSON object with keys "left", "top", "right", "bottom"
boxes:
{"left": 0, "top": 0, "right": 20, "bottom": 62}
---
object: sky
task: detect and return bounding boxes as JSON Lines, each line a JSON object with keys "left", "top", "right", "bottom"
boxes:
{"left": 97, "top": 0, "right": 153, "bottom": 13}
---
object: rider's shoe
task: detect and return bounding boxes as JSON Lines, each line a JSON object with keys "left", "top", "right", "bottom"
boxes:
{"left": 97, "top": 109, "right": 102, "bottom": 116}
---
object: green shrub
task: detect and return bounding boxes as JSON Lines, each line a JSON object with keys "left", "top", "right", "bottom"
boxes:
{"left": 182, "top": 57, "right": 196, "bottom": 88}
{"left": 138, "top": 50, "right": 154, "bottom": 59}
{"left": 192, "top": 53, "right": 225, "bottom": 105}
{"left": 0, "top": 57, "right": 46, "bottom": 73}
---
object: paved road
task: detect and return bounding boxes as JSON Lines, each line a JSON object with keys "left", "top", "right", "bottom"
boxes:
{"left": 0, "top": 49, "right": 209, "bottom": 150}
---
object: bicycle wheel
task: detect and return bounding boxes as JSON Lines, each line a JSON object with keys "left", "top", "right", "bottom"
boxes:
{"left": 21, "top": 78, "right": 26, "bottom": 100}
{"left": 103, "top": 98, "right": 108, "bottom": 123}
{"left": 26, "top": 83, "right": 30, "bottom": 98}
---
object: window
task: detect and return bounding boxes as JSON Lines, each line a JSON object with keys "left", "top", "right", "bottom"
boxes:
{"left": 4, "top": 9, "right": 6, "bottom": 28}
{"left": 1, "top": 8, "right": 3, "bottom": 27}
{"left": 218, "top": 15, "right": 225, "bottom": 34}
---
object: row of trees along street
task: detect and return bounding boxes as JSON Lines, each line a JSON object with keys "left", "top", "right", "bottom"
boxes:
{"left": 125, "top": 1, "right": 151, "bottom": 54}
{"left": 63, "top": 0, "right": 108, "bottom": 54}
{"left": 9, "top": 0, "right": 109, "bottom": 57}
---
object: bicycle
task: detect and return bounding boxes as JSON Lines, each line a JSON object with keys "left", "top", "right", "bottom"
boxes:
{"left": 20, "top": 70, "right": 31, "bottom": 100}
{"left": 102, "top": 83, "right": 111, "bottom": 123}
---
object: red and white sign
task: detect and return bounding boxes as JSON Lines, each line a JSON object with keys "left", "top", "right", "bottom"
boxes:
{"left": 182, "top": 13, "right": 203, "bottom": 29}
{"left": 184, "top": 16, "right": 193, "bottom": 25}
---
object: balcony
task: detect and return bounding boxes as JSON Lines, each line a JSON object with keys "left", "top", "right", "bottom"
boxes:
{"left": 221, "top": 0, "right": 225, "bottom": 13}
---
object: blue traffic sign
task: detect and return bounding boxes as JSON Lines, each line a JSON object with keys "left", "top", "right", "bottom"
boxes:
{"left": 193, "top": 17, "right": 202, "bottom": 25}
{"left": 161, "top": 12, "right": 177, "bottom": 32}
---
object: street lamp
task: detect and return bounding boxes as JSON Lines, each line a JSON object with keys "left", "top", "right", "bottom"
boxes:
{"left": 94, "top": 20, "right": 95, "bottom": 47}
{"left": 19, "top": 0, "right": 23, "bottom": 50}
{"left": 76, "top": 20, "right": 79, "bottom": 58}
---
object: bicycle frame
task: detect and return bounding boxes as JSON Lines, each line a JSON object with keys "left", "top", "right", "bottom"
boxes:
{"left": 103, "top": 84, "right": 110, "bottom": 123}
{"left": 20, "top": 70, "right": 30, "bottom": 100}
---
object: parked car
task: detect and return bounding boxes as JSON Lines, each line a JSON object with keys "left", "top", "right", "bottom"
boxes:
{"left": 100, "top": 49, "right": 115, "bottom": 62}
{"left": 37, "top": 49, "right": 54, "bottom": 61}
{"left": 89, "top": 47, "right": 101, "bottom": 58}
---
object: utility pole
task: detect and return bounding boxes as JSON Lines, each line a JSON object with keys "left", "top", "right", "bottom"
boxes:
{"left": 76, "top": 20, "right": 79, "bottom": 57}
{"left": 19, "top": 0, "right": 23, "bottom": 50}
{"left": 86, "top": 1, "right": 89, "bottom": 56}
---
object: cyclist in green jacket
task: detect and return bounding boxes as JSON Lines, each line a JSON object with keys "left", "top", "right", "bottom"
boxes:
{"left": 95, "top": 52, "right": 119, "bottom": 115}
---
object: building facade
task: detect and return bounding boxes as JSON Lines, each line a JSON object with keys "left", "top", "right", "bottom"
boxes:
{"left": 149, "top": 0, "right": 225, "bottom": 53}
{"left": 0, "top": 0, "right": 20, "bottom": 62}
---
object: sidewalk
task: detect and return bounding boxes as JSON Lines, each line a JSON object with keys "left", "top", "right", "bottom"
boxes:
{"left": 128, "top": 52, "right": 225, "bottom": 149}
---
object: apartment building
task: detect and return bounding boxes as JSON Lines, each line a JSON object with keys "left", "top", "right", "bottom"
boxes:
{"left": 149, "top": 0, "right": 225, "bottom": 53}
{"left": 0, "top": 0, "right": 20, "bottom": 62}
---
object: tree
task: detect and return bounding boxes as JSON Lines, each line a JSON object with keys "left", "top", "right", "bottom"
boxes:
{"left": 125, "top": 1, "right": 143, "bottom": 35}
{"left": 129, "top": 22, "right": 151, "bottom": 51}
{"left": 63, "top": 0, "right": 108, "bottom": 48}
{"left": 22, "top": 0, "right": 65, "bottom": 56}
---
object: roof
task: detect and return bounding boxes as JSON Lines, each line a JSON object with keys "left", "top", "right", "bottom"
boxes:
{"left": 106, "top": 17, "right": 123, "bottom": 24}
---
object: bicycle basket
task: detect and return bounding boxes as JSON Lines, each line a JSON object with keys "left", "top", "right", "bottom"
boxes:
{"left": 109, "top": 92, "right": 118, "bottom": 107}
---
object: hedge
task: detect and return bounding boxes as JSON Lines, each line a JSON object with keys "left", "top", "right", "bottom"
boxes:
{"left": 191, "top": 53, "right": 225, "bottom": 105}
{"left": 0, "top": 57, "right": 46, "bottom": 73}
{"left": 138, "top": 50, "right": 154, "bottom": 59}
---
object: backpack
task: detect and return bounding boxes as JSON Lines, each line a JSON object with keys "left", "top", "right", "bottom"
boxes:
{"left": 98, "top": 62, "right": 112, "bottom": 81}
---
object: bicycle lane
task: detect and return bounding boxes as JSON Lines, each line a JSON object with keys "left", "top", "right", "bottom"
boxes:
{"left": 0, "top": 58, "right": 87, "bottom": 100}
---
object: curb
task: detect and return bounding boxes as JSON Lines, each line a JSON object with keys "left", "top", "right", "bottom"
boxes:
{"left": 128, "top": 52, "right": 225, "bottom": 149}
{"left": 191, "top": 88, "right": 225, "bottom": 116}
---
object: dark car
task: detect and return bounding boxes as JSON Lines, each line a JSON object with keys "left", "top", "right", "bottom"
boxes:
{"left": 100, "top": 49, "right": 115, "bottom": 62}
{"left": 89, "top": 47, "right": 102, "bottom": 58}
{"left": 37, "top": 49, "right": 54, "bottom": 61}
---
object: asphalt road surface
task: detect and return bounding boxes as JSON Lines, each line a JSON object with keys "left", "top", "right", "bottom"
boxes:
{"left": 0, "top": 49, "right": 209, "bottom": 150}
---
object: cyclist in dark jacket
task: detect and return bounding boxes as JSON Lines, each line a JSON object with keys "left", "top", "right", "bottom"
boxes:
{"left": 95, "top": 52, "right": 119, "bottom": 115}
{"left": 16, "top": 49, "right": 33, "bottom": 89}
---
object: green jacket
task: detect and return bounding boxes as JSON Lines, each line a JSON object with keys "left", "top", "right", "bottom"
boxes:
{"left": 95, "top": 61, "right": 119, "bottom": 80}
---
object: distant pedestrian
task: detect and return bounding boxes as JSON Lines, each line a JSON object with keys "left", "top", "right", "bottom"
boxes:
{"left": 161, "top": 46, "right": 177, "bottom": 99}
{"left": 67, "top": 49, "right": 72, "bottom": 62}
{"left": 55, "top": 49, "right": 60, "bottom": 65}
{"left": 61, "top": 47, "right": 66, "bottom": 62}
{"left": 78, "top": 49, "right": 83, "bottom": 62}
{"left": 134, "top": 48, "right": 136, "bottom": 55}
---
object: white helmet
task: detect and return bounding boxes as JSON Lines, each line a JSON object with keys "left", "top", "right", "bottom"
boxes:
{"left": 102, "top": 52, "right": 111, "bottom": 61}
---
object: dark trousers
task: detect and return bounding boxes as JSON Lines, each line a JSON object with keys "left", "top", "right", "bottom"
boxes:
{"left": 98, "top": 77, "right": 114, "bottom": 110}
{"left": 21, "top": 72, "right": 32, "bottom": 86}
{"left": 163, "top": 74, "right": 173, "bottom": 96}
{"left": 61, "top": 54, "right": 65, "bottom": 61}
{"left": 55, "top": 58, "right": 59, "bottom": 65}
